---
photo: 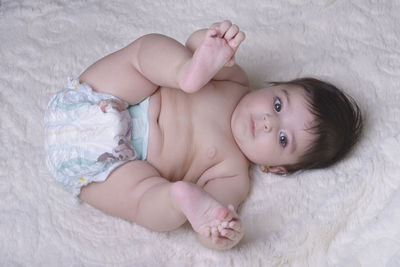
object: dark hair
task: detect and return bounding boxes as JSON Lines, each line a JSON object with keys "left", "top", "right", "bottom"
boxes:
{"left": 272, "top": 77, "right": 363, "bottom": 173}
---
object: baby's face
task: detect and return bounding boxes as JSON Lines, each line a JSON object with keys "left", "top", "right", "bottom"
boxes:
{"left": 231, "top": 84, "right": 316, "bottom": 171}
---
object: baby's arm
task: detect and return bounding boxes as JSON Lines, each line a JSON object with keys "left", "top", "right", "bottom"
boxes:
{"left": 203, "top": 174, "right": 250, "bottom": 211}
{"left": 185, "top": 21, "right": 249, "bottom": 87}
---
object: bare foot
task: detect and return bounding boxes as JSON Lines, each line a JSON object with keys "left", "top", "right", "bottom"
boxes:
{"left": 179, "top": 20, "right": 245, "bottom": 93}
{"left": 170, "top": 181, "right": 243, "bottom": 249}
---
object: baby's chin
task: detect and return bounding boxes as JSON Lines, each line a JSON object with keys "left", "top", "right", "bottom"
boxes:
{"left": 237, "top": 145, "right": 261, "bottom": 165}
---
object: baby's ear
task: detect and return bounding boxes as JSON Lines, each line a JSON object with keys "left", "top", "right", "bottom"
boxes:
{"left": 268, "top": 166, "right": 288, "bottom": 175}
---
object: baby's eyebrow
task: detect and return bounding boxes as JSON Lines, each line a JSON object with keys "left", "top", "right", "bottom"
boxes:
{"left": 290, "top": 133, "right": 297, "bottom": 154}
{"left": 282, "top": 89, "right": 290, "bottom": 106}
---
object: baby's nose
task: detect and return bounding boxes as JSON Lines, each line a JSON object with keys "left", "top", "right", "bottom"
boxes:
{"left": 263, "top": 114, "right": 277, "bottom": 133}
{"left": 263, "top": 115, "right": 272, "bottom": 133}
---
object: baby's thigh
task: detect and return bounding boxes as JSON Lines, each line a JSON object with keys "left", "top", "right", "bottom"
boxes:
{"left": 79, "top": 43, "right": 158, "bottom": 105}
{"left": 79, "top": 160, "right": 161, "bottom": 220}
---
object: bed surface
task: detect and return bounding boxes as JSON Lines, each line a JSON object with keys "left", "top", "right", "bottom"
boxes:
{"left": 1, "top": 1, "right": 399, "bottom": 266}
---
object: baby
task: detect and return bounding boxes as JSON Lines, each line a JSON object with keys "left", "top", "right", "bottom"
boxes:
{"left": 44, "top": 21, "right": 362, "bottom": 250}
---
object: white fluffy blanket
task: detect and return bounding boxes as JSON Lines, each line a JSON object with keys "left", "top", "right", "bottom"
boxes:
{"left": 1, "top": 1, "right": 399, "bottom": 266}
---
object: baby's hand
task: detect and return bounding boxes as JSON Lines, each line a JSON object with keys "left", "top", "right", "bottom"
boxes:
{"left": 209, "top": 20, "right": 245, "bottom": 67}
{"left": 170, "top": 182, "right": 243, "bottom": 250}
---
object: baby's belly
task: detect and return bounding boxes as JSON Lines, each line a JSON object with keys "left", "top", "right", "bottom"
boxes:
{"left": 145, "top": 89, "right": 202, "bottom": 182}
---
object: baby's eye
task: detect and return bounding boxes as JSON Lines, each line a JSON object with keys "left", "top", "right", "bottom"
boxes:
{"left": 274, "top": 97, "right": 282, "bottom": 112}
{"left": 279, "top": 132, "right": 287, "bottom": 147}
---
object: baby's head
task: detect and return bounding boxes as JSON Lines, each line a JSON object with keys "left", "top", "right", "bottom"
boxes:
{"left": 231, "top": 77, "right": 363, "bottom": 174}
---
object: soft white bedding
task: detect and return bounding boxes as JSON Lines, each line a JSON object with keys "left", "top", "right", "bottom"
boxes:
{"left": 1, "top": 1, "right": 399, "bottom": 266}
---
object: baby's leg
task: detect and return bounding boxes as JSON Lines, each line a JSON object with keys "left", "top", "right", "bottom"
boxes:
{"left": 80, "top": 161, "right": 187, "bottom": 231}
{"left": 79, "top": 161, "right": 239, "bottom": 249}
{"left": 80, "top": 33, "right": 199, "bottom": 105}
{"left": 79, "top": 45, "right": 159, "bottom": 105}
{"left": 80, "top": 27, "right": 244, "bottom": 103}
{"left": 180, "top": 23, "right": 245, "bottom": 92}
{"left": 131, "top": 24, "right": 244, "bottom": 93}
{"left": 185, "top": 21, "right": 248, "bottom": 87}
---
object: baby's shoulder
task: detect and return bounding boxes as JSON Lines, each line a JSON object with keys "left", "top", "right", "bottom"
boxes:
{"left": 225, "top": 151, "right": 249, "bottom": 177}
{"left": 211, "top": 80, "right": 249, "bottom": 94}
{"left": 214, "top": 147, "right": 250, "bottom": 179}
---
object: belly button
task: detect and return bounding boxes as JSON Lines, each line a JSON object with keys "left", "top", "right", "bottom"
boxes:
{"left": 207, "top": 147, "right": 216, "bottom": 159}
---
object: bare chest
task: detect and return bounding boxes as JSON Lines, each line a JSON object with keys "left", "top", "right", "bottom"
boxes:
{"left": 146, "top": 82, "right": 248, "bottom": 183}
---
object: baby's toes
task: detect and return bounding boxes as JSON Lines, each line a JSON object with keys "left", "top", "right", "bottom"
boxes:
{"left": 228, "top": 31, "right": 245, "bottom": 49}
{"left": 215, "top": 20, "right": 232, "bottom": 37}
{"left": 224, "top": 24, "right": 239, "bottom": 41}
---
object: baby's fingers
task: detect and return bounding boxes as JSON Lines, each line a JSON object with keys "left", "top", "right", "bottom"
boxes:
{"left": 220, "top": 228, "right": 239, "bottom": 240}
{"left": 228, "top": 220, "right": 242, "bottom": 232}
{"left": 213, "top": 232, "right": 244, "bottom": 249}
